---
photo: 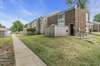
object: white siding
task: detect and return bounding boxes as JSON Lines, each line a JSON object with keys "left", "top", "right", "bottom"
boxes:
{"left": 45, "top": 24, "right": 69, "bottom": 36}
{"left": 55, "top": 26, "right": 69, "bottom": 36}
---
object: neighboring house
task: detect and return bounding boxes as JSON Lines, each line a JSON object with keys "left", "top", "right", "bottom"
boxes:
{"left": 23, "top": 19, "right": 37, "bottom": 35}
{"left": 23, "top": 17, "right": 47, "bottom": 34}
{"left": 24, "top": 8, "right": 89, "bottom": 37}
{"left": 37, "top": 17, "right": 47, "bottom": 34}
{"left": 0, "top": 27, "right": 7, "bottom": 37}
{"left": 40, "top": 17, "right": 48, "bottom": 34}
{"left": 89, "top": 22, "right": 100, "bottom": 32}
{"left": 30, "top": 18, "right": 42, "bottom": 34}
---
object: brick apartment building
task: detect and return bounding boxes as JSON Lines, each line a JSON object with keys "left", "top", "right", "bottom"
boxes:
{"left": 24, "top": 7, "right": 89, "bottom": 36}
{"left": 44, "top": 8, "right": 88, "bottom": 36}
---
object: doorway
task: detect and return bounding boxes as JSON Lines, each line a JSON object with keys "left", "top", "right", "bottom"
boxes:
{"left": 70, "top": 24, "right": 75, "bottom": 36}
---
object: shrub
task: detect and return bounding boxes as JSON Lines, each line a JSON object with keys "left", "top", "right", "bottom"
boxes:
{"left": 26, "top": 28, "right": 36, "bottom": 35}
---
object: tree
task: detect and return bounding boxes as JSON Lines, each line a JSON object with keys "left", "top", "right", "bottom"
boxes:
{"left": 66, "top": 0, "right": 88, "bottom": 9}
{"left": 0, "top": 23, "right": 2, "bottom": 27}
{"left": 94, "top": 13, "right": 100, "bottom": 22}
{"left": 26, "top": 28, "right": 36, "bottom": 35}
{"left": 10, "top": 20, "right": 24, "bottom": 32}
{"left": 0, "top": 23, "right": 5, "bottom": 28}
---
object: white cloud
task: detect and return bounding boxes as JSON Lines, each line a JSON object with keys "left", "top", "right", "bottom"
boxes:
{"left": 9, "top": 0, "right": 47, "bottom": 17}
{"left": 22, "top": 9, "right": 33, "bottom": 16}
{"left": 0, "top": 16, "right": 29, "bottom": 28}
{"left": 8, "top": 0, "right": 34, "bottom": 16}
{"left": 35, "top": 0, "right": 48, "bottom": 13}
{"left": 88, "top": 0, "right": 100, "bottom": 21}
{"left": 0, "top": 11, "right": 29, "bottom": 28}
{"left": 0, "top": 0, "right": 48, "bottom": 28}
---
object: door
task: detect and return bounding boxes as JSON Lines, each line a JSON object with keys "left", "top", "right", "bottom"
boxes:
{"left": 70, "top": 24, "right": 75, "bottom": 36}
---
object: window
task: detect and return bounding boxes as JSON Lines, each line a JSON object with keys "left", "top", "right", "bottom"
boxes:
{"left": 86, "top": 13, "right": 89, "bottom": 22}
{"left": 58, "top": 14, "right": 65, "bottom": 26}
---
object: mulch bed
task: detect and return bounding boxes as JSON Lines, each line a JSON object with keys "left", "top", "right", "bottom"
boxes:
{"left": 0, "top": 44, "right": 15, "bottom": 66}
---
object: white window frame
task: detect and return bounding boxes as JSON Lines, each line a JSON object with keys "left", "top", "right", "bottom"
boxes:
{"left": 58, "top": 14, "right": 65, "bottom": 26}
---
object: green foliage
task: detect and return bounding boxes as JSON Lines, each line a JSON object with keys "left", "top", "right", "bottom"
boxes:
{"left": 0, "top": 36, "right": 12, "bottom": 48}
{"left": 27, "top": 28, "right": 36, "bottom": 32}
{"left": 26, "top": 28, "right": 36, "bottom": 35}
{"left": 10, "top": 20, "right": 24, "bottom": 32}
{"left": 0, "top": 23, "right": 2, "bottom": 27}
{"left": 66, "top": 0, "right": 88, "bottom": 9}
{"left": 94, "top": 13, "right": 100, "bottom": 22}
{"left": 0, "top": 23, "right": 5, "bottom": 28}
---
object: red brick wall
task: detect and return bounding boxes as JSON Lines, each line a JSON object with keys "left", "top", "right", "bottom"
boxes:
{"left": 47, "top": 15, "right": 58, "bottom": 27}
{"left": 75, "top": 8, "right": 86, "bottom": 32}
{"left": 65, "top": 9, "right": 75, "bottom": 25}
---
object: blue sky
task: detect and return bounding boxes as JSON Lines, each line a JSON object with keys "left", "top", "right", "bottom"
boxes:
{"left": 0, "top": 0, "right": 100, "bottom": 28}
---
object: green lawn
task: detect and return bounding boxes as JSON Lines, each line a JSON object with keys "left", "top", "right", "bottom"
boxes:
{"left": 91, "top": 32, "right": 100, "bottom": 36}
{"left": 0, "top": 36, "right": 12, "bottom": 48}
{"left": 19, "top": 34, "right": 100, "bottom": 66}
{"left": 90, "top": 32, "right": 100, "bottom": 45}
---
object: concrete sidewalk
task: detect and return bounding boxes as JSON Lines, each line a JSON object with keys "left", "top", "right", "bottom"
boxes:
{"left": 12, "top": 34, "right": 47, "bottom": 66}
